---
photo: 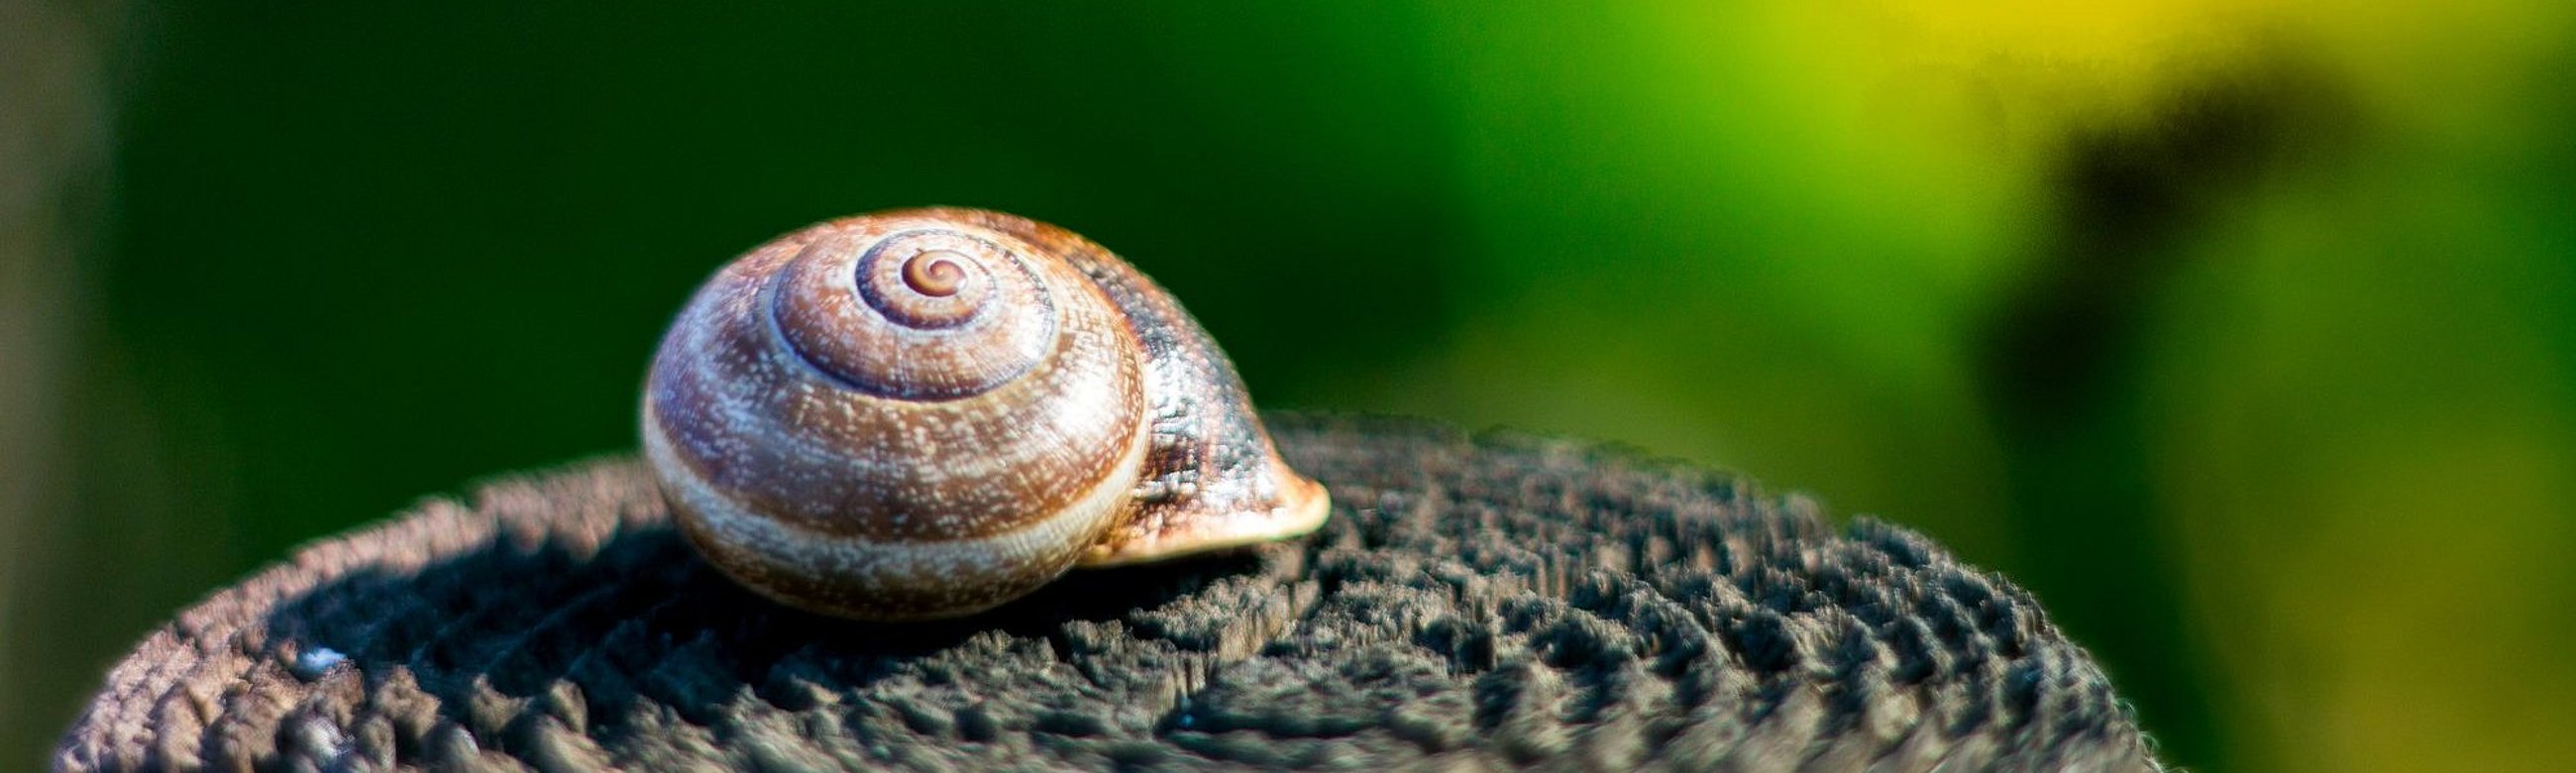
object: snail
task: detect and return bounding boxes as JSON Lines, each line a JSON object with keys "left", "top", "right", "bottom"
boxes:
{"left": 640, "top": 207, "right": 1331, "bottom": 620}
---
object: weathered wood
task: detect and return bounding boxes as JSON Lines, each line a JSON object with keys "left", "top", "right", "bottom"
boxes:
{"left": 54, "top": 415, "right": 2159, "bottom": 771}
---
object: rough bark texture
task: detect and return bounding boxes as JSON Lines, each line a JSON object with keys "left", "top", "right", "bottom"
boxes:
{"left": 54, "top": 415, "right": 2161, "bottom": 772}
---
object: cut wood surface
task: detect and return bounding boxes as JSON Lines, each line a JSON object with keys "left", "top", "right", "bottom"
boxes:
{"left": 55, "top": 415, "right": 2159, "bottom": 772}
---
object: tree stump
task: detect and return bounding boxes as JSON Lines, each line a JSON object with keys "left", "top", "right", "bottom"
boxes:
{"left": 54, "top": 415, "right": 2160, "bottom": 772}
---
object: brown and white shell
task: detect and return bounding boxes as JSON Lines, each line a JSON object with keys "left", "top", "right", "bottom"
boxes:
{"left": 641, "top": 207, "right": 1329, "bottom": 620}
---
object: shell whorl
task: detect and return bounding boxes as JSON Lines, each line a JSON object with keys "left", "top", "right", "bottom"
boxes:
{"left": 644, "top": 207, "right": 1332, "bottom": 620}
{"left": 645, "top": 212, "right": 1148, "bottom": 618}
{"left": 771, "top": 227, "right": 1059, "bottom": 399}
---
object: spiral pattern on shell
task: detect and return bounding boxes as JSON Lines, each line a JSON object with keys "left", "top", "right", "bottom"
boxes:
{"left": 773, "top": 228, "right": 1062, "bottom": 399}
{"left": 642, "top": 208, "right": 1328, "bottom": 619}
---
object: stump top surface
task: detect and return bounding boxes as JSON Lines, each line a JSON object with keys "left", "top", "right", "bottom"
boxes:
{"left": 56, "top": 415, "right": 2156, "bottom": 772}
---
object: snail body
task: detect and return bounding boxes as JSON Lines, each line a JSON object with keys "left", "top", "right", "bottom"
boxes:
{"left": 641, "top": 207, "right": 1329, "bottom": 620}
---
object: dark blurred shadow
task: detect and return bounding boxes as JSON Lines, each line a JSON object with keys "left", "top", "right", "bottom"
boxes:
{"left": 1975, "top": 49, "right": 2359, "bottom": 769}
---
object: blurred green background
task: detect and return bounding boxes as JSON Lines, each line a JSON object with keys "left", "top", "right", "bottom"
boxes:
{"left": 6, "top": 1, "right": 2575, "bottom": 770}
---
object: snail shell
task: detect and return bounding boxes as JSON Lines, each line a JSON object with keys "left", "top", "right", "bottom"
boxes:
{"left": 641, "top": 207, "right": 1330, "bottom": 620}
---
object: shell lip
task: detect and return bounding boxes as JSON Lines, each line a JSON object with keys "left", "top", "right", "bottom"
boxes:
{"left": 1078, "top": 465, "right": 1333, "bottom": 568}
